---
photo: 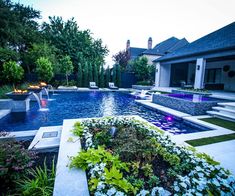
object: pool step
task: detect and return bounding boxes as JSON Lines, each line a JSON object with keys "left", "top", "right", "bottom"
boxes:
{"left": 28, "top": 126, "right": 62, "bottom": 151}
{"left": 218, "top": 102, "right": 235, "bottom": 110}
{"left": 206, "top": 111, "right": 235, "bottom": 122}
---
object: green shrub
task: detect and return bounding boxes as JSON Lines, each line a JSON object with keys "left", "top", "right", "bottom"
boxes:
{"left": 136, "top": 81, "right": 152, "bottom": 86}
{"left": 17, "top": 159, "right": 55, "bottom": 196}
{"left": 0, "top": 139, "right": 36, "bottom": 193}
{"left": 35, "top": 57, "right": 53, "bottom": 83}
{"left": 2, "top": 61, "right": 24, "bottom": 87}
{"left": 0, "top": 85, "right": 13, "bottom": 99}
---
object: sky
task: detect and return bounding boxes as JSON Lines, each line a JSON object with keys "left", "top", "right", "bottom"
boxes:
{"left": 13, "top": 0, "right": 235, "bottom": 66}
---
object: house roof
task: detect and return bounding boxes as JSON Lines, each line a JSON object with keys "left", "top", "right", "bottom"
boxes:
{"left": 154, "top": 22, "right": 235, "bottom": 62}
{"left": 129, "top": 47, "right": 147, "bottom": 60}
{"left": 143, "top": 37, "right": 189, "bottom": 55}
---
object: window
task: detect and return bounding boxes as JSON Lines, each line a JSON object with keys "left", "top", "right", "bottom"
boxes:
{"left": 204, "top": 68, "right": 222, "bottom": 84}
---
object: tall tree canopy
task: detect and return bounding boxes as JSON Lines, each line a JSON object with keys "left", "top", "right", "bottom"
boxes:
{"left": 41, "top": 16, "right": 108, "bottom": 71}
{"left": 112, "top": 50, "right": 130, "bottom": 72}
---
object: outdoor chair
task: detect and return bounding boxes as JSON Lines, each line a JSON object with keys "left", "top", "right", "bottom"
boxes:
{"left": 108, "top": 82, "right": 119, "bottom": 90}
{"left": 89, "top": 82, "right": 99, "bottom": 89}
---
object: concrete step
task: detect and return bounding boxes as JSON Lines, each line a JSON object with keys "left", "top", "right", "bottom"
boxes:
{"left": 212, "top": 107, "right": 235, "bottom": 115}
{"left": 28, "top": 126, "right": 62, "bottom": 151}
{"left": 207, "top": 111, "right": 235, "bottom": 122}
{"left": 218, "top": 102, "right": 235, "bottom": 110}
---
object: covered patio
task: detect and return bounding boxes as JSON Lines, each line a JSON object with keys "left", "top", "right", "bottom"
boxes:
{"left": 154, "top": 22, "right": 235, "bottom": 92}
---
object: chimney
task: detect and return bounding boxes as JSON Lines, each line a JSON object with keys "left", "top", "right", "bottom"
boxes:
{"left": 148, "top": 37, "right": 152, "bottom": 49}
{"left": 126, "top": 39, "right": 130, "bottom": 50}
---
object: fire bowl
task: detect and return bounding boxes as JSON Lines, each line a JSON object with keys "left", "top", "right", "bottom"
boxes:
{"left": 6, "top": 91, "right": 32, "bottom": 100}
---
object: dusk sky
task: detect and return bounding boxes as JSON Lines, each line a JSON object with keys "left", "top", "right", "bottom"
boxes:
{"left": 13, "top": 0, "right": 235, "bottom": 66}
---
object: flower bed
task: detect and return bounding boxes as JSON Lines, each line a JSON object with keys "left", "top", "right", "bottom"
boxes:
{"left": 69, "top": 116, "right": 235, "bottom": 195}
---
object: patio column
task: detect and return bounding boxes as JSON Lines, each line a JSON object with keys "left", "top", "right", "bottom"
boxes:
{"left": 155, "top": 62, "right": 161, "bottom": 87}
{"left": 194, "top": 58, "right": 206, "bottom": 89}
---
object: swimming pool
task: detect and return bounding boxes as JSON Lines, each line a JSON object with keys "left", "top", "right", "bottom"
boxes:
{"left": 0, "top": 92, "right": 209, "bottom": 134}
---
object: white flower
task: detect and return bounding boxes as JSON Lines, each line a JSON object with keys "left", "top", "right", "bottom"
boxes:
{"left": 97, "top": 182, "right": 105, "bottom": 191}
{"left": 107, "top": 187, "right": 117, "bottom": 196}
{"left": 115, "top": 191, "right": 125, "bottom": 196}
{"left": 137, "top": 189, "right": 149, "bottom": 196}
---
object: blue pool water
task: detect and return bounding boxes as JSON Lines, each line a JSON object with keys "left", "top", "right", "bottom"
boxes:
{"left": 0, "top": 92, "right": 209, "bottom": 134}
{"left": 165, "top": 93, "right": 224, "bottom": 102}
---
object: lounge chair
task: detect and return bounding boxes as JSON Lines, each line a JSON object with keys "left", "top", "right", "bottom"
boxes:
{"left": 108, "top": 82, "right": 118, "bottom": 90}
{"left": 89, "top": 82, "right": 99, "bottom": 89}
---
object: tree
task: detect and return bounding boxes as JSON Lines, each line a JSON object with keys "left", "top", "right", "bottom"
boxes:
{"left": 112, "top": 65, "right": 117, "bottom": 83}
{"left": 0, "top": 0, "right": 42, "bottom": 73}
{"left": 77, "top": 63, "right": 83, "bottom": 87}
{"left": 116, "top": 64, "right": 121, "bottom": 87}
{"left": 99, "top": 66, "right": 105, "bottom": 88}
{"left": 24, "top": 43, "right": 58, "bottom": 73}
{"left": 112, "top": 50, "right": 130, "bottom": 71}
{"left": 2, "top": 61, "right": 24, "bottom": 87}
{"left": 93, "top": 64, "right": 98, "bottom": 84}
{"left": 83, "top": 62, "right": 88, "bottom": 87}
{"left": 35, "top": 57, "right": 53, "bottom": 83}
{"left": 88, "top": 63, "right": 93, "bottom": 82}
{"left": 42, "top": 16, "right": 108, "bottom": 72}
{"left": 105, "top": 66, "right": 110, "bottom": 87}
{"left": 59, "top": 55, "right": 74, "bottom": 86}
{"left": 131, "top": 57, "right": 151, "bottom": 82}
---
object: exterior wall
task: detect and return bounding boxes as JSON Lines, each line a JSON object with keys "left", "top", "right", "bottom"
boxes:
{"left": 159, "top": 64, "right": 171, "bottom": 87}
{"left": 205, "top": 60, "right": 235, "bottom": 91}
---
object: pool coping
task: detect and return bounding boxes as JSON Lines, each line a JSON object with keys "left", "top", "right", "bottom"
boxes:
{"left": 135, "top": 99, "right": 234, "bottom": 145}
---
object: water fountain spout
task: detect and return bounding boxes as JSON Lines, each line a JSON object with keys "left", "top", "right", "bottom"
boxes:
{"left": 48, "top": 84, "right": 54, "bottom": 95}
{"left": 31, "top": 93, "right": 41, "bottom": 109}
{"left": 42, "top": 87, "right": 49, "bottom": 99}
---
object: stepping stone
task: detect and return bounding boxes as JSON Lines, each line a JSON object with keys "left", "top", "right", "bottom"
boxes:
{"left": 28, "top": 126, "right": 62, "bottom": 151}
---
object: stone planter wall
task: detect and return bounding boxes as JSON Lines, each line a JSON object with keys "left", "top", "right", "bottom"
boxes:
{"left": 172, "top": 89, "right": 212, "bottom": 96}
{"left": 0, "top": 99, "right": 12, "bottom": 110}
{"left": 132, "top": 85, "right": 153, "bottom": 90}
{"left": 152, "top": 94, "right": 217, "bottom": 115}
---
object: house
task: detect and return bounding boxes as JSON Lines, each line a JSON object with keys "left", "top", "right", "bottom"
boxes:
{"left": 126, "top": 37, "right": 189, "bottom": 64}
{"left": 154, "top": 22, "right": 235, "bottom": 91}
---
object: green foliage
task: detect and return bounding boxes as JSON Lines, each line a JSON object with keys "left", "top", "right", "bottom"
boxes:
{"left": 112, "top": 64, "right": 117, "bottom": 83}
{"left": 136, "top": 81, "right": 152, "bottom": 86}
{"left": 105, "top": 66, "right": 111, "bottom": 87}
{"left": 24, "top": 43, "right": 58, "bottom": 73}
{"left": 2, "top": 61, "right": 24, "bottom": 86}
{"left": 83, "top": 62, "right": 88, "bottom": 87}
{"left": 88, "top": 63, "right": 93, "bottom": 83}
{"left": 0, "top": 140, "right": 36, "bottom": 192}
{"left": 17, "top": 159, "right": 55, "bottom": 196}
{"left": 0, "top": 85, "right": 13, "bottom": 99}
{"left": 116, "top": 64, "right": 121, "bottom": 87}
{"left": 196, "top": 152, "right": 220, "bottom": 166}
{"left": 112, "top": 50, "right": 130, "bottom": 71}
{"left": 0, "top": 47, "right": 19, "bottom": 63}
{"left": 99, "top": 66, "right": 105, "bottom": 88}
{"left": 77, "top": 63, "right": 83, "bottom": 87}
{"left": 93, "top": 130, "right": 112, "bottom": 147}
{"left": 72, "top": 122, "right": 84, "bottom": 137}
{"left": 141, "top": 163, "right": 153, "bottom": 177}
{"left": 126, "top": 175, "right": 144, "bottom": 190}
{"left": 35, "top": 57, "right": 53, "bottom": 82}
{"left": 59, "top": 55, "right": 74, "bottom": 86}
{"left": 131, "top": 56, "right": 153, "bottom": 82}
{"left": 42, "top": 16, "right": 108, "bottom": 86}
{"left": 70, "top": 146, "right": 128, "bottom": 171}
{"left": 147, "top": 175, "right": 160, "bottom": 187}
{"left": 94, "top": 64, "right": 98, "bottom": 84}
{"left": 104, "top": 166, "right": 135, "bottom": 194}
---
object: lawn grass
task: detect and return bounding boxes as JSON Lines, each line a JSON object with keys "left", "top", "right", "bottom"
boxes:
{"left": 201, "top": 117, "right": 235, "bottom": 131}
{"left": 186, "top": 133, "right": 235, "bottom": 147}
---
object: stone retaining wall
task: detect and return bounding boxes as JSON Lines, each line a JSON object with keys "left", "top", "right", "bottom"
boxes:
{"left": 152, "top": 94, "right": 217, "bottom": 115}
